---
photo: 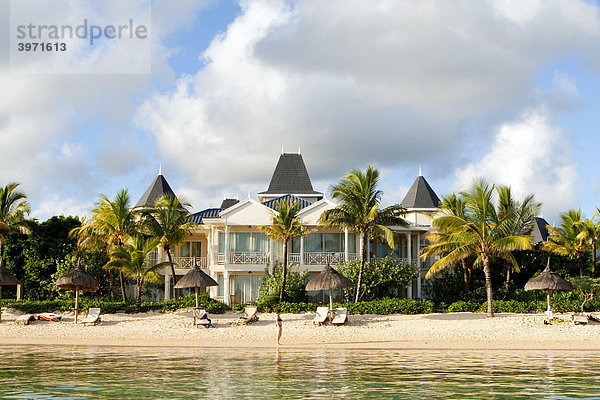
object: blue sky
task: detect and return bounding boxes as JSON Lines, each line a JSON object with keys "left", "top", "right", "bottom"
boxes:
{"left": 3, "top": 0, "right": 600, "bottom": 224}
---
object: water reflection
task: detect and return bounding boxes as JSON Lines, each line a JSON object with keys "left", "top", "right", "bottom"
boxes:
{"left": 1, "top": 347, "right": 600, "bottom": 399}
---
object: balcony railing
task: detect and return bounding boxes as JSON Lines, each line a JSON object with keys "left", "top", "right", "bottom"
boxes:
{"left": 229, "top": 252, "right": 270, "bottom": 265}
{"left": 172, "top": 257, "right": 208, "bottom": 269}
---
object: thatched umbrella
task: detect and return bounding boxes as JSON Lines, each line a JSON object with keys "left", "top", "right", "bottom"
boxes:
{"left": 525, "top": 257, "right": 573, "bottom": 317}
{"left": 0, "top": 258, "right": 21, "bottom": 322}
{"left": 305, "top": 263, "right": 353, "bottom": 311}
{"left": 174, "top": 257, "right": 218, "bottom": 308}
{"left": 55, "top": 258, "right": 99, "bottom": 323}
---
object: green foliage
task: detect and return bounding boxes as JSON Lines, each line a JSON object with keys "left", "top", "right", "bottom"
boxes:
{"left": 258, "top": 262, "right": 309, "bottom": 304}
{"left": 338, "top": 257, "right": 419, "bottom": 301}
{"left": 3, "top": 216, "right": 86, "bottom": 300}
{"left": 447, "top": 301, "right": 480, "bottom": 312}
{"left": 567, "top": 277, "right": 600, "bottom": 313}
{"left": 343, "top": 298, "right": 434, "bottom": 315}
{"left": 423, "top": 268, "right": 468, "bottom": 304}
{"left": 2, "top": 292, "right": 230, "bottom": 314}
{"left": 257, "top": 300, "right": 318, "bottom": 313}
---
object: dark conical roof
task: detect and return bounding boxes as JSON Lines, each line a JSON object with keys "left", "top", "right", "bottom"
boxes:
{"left": 259, "top": 154, "right": 322, "bottom": 196}
{"left": 136, "top": 174, "right": 175, "bottom": 207}
{"left": 531, "top": 217, "right": 549, "bottom": 243}
{"left": 401, "top": 175, "right": 440, "bottom": 209}
{"left": 305, "top": 264, "right": 353, "bottom": 291}
{"left": 220, "top": 198, "right": 239, "bottom": 210}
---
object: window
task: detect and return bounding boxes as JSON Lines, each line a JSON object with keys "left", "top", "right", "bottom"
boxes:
{"left": 230, "top": 232, "right": 267, "bottom": 253}
{"left": 230, "top": 274, "right": 263, "bottom": 304}
{"left": 217, "top": 274, "right": 224, "bottom": 297}
{"left": 180, "top": 241, "right": 202, "bottom": 257}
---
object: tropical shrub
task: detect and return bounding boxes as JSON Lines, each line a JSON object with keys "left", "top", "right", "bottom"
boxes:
{"left": 258, "top": 262, "right": 309, "bottom": 304}
{"left": 338, "top": 258, "right": 419, "bottom": 302}
{"left": 447, "top": 301, "right": 480, "bottom": 312}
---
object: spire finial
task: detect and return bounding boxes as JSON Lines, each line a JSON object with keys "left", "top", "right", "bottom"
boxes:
{"left": 247, "top": 188, "right": 251, "bottom": 199}
{"left": 158, "top": 165, "right": 162, "bottom": 176}
{"left": 298, "top": 146, "right": 301, "bottom": 154}
{"left": 418, "top": 165, "right": 422, "bottom": 176}
{"left": 281, "top": 145, "right": 284, "bottom": 155}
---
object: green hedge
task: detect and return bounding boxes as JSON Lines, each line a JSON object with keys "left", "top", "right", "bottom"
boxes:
{"left": 2, "top": 293, "right": 230, "bottom": 314}
{"left": 255, "top": 298, "right": 434, "bottom": 315}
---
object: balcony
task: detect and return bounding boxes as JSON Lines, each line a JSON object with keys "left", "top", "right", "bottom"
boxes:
{"left": 172, "top": 257, "right": 208, "bottom": 270}
{"left": 229, "top": 252, "right": 270, "bottom": 265}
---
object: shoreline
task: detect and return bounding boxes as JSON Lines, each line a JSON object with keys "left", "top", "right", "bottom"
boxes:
{"left": 2, "top": 309, "right": 600, "bottom": 350}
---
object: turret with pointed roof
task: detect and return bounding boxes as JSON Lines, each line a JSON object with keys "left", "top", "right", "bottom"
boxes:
{"left": 136, "top": 168, "right": 175, "bottom": 207}
{"left": 401, "top": 172, "right": 440, "bottom": 209}
{"left": 258, "top": 153, "right": 323, "bottom": 202}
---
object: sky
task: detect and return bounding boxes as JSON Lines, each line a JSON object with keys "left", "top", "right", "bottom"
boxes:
{"left": 2, "top": 0, "right": 600, "bottom": 224}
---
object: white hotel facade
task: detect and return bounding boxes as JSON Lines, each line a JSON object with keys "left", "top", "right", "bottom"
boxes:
{"left": 137, "top": 153, "right": 441, "bottom": 305}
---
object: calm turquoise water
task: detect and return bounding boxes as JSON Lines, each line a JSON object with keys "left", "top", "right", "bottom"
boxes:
{"left": 0, "top": 346, "right": 599, "bottom": 399}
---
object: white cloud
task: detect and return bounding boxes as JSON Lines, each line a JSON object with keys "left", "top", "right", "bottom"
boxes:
{"left": 0, "top": 0, "right": 211, "bottom": 220}
{"left": 454, "top": 109, "right": 577, "bottom": 218}
{"left": 135, "top": 0, "right": 600, "bottom": 211}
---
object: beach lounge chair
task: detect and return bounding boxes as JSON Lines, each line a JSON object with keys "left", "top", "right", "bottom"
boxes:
{"left": 82, "top": 308, "right": 101, "bottom": 326}
{"left": 233, "top": 306, "right": 258, "bottom": 326}
{"left": 312, "top": 307, "right": 329, "bottom": 325}
{"left": 572, "top": 313, "right": 589, "bottom": 325}
{"left": 331, "top": 308, "right": 348, "bottom": 326}
{"left": 193, "top": 308, "right": 211, "bottom": 328}
{"left": 15, "top": 314, "right": 35, "bottom": 325}
{"left": 37, "top": 313, "right": 62, "bottom": 322}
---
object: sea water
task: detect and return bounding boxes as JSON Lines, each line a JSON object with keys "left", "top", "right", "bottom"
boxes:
{"left": 0, "top": 346, "right": 599, "bottom": 399}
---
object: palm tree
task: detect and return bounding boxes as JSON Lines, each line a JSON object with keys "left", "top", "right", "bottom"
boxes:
{"left": 496, "top": 186, "right": 541, "bottom": 290}
{"left": 544, "top": 208, "right": 588, "bottom": 277}
{"left": 260, "top": 200, "right": 306, "bottom": 302}
{"left": 577, "top": 211, "right": 600, "bottom": 278}
{"left": 427, "top": 193, "right": 473, "bottom": 296}
{"left": 318, "top": 165, "right": 407, "bottom": 302}
{"left": 70, "top": 188, "right": 137, "bottom": 301}
{"left": 140, "top": 194, "right": 196, "bottom": 299}
{"left": 421, "top": 179, "right": 534, "bottom": 317}
{"left": 0, "top": 183, "right": 31, "bottom": 266}
{"left": 106, "top": 235, "right": 166, "bottom": 312}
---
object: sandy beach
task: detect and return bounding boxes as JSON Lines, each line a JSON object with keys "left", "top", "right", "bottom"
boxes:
{"left": 2, "top": 308, "right": 600, "bottom": 350}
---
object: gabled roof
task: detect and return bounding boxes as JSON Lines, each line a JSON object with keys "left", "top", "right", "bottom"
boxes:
{"left": 400, "top": 175, "right": 440, "bottom": 209}
{"left": 220, "top": 198, "right": 239, "bottom": 210}
{"left": 531, "top": 217, "right": 550, "bottom": 243}
{"left": 187, "top": 208, "right": 221, "bottom": 224}
{"left": 136, "top": 174, "right": 175, "bottom": 207}
{"left": 262, "top": 194, "right": 312, "bottom": 211}
{"left": 258, "top": 153, "right": 322, "bottom": 195}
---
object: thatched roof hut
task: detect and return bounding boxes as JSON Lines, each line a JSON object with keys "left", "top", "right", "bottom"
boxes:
{"left": 174, "top": 259, "right": 218, "bottom": 308}
{"left": 305, "top": 263, "right": 353, "bottom": 310}
{"left": 55, "top": 259, "right": 99, "bottom": 323}
{"left": 525, "top": 258, "right": 573, "bottom": 316}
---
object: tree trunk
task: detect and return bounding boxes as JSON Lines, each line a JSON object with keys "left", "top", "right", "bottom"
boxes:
{"left": 136, "top": 278, "right": 142, "bottom": 313}
{"left": 355, "top": 232, "right": 367, "bottom": 303}
{"left": 166, "top": 247, "right": 177, "bottom": 299}
{"left": 592, "top": 241, "right": 597, "bottom": 278}
{"left": 119, "top": 271, "right": 127, "bottom": 302}
{"left": 461, "top": 259, "right": 470, "bottom": 297}
{"left": 482, "top": 256, "right": 494, "bottom": 317}
{"left": 279, "top": 239, "right": 288, "bottom": 302}
{"left": 108, "top": 270, "right": 115, "bottom": 301}
{"left": 504, "top": 262, "right": 511, "bottom": 292}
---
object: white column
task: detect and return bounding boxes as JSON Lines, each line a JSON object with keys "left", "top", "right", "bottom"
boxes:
{"left": 164, "top": 274, "right": 171, "bottom": 301}
{"left": 210, "top": 271, "right": 217, "bottom": 299}
{"left": 269, "top": 239, "right": 274, "bottom": 272}
{"left": 416, "top": 232, "right": 422, "bottom": 298}
{"left": 406, "top": 232, "right": 412, "bottom": 299}
{"left": 300, "top": 235, "right": 305, "bottom": 267}
{"left": 209, "top": 226, "right": 214, "bottom": 266}
{"left": 344, "top": 228, "right": 349, "bottom": 262}
{"left": 223, "top": 271, "right": 230, "bottom": 305}
{"left": 224, "top": 224, "right": 230, "bottom": 265}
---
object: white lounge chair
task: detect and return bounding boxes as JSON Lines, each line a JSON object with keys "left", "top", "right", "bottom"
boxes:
{"left": 82, "top": 308, "right": 101, "bottom": 326}
{"left": 233, "top": 306, "right": 258, "bottom": 326}
{"left": 15, "top": 314, "right": 35, "bottom": 325}
{"left": 312, "top": 307, "right": 329, "bottom": 325}
{"left": 331, "top": 308, "right": 348, "bottom": 325}
{"left": 193, "top": 308, "right": 211, "bottom": 328}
